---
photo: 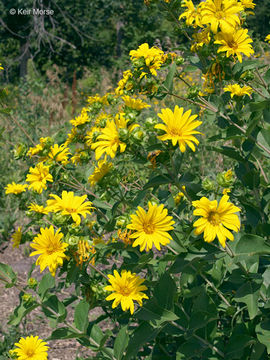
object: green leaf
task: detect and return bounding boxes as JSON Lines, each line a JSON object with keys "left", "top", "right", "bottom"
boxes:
{"left": 137, "top": 298, "right": 179, "bottom": 326}
{"left": 123, "top": 322, "right": 161, "bottom": 360}
{"left": 143, "top": 174, "right": 171, "bottom": 189}
{"left": 114, "top": 325, "right": 129, "bottom": 360}
{"left": 8, "top": 294, "right": 39, "bottom": 326}
{"left": 0, "top": 262, "right": 17, "bottom": 285}
{"left": 74, "top": 300, "right": 90, "bottom": 332}
{"left": 153, "top": 273, "right": 176, "bottom": 310}
{"left": 163, "top": 62, "right": 176, "bottom": 93}
{"left": 256, "top": 321, "right": 270, "bottom": 354}
{"left": 47, "top": 327, "right": 82, "bottom": 340}
{"left": 235, "top": 280, "right": 261, "bottom": 319}
{"left": 235, "top": 234, "right": 270, "bottom": 256}
{"left": 206, "top": 145, "right": 245, "bottom": 162}
{"left": 225, "top": 334, "right": 253, "bottom": 359}
{"left": 42, "top": 295, "right": 67, "bottom": 322}
{"left": 38, "top": 273, "right": 55, "bottom": 300}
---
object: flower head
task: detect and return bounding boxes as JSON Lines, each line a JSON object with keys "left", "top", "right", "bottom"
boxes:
{"left": 28, "top": 203, "right": 49, "bottom": 214}
{"left": 13, "top": 335, "right": 49, "bottom": 360}
{"left": 11, "top": 227, "right": 22, "bottom": 248}
{"left": 105, "top": 269, "right": 148, "bottom": 314}
{"left": 240, "top": 0, "right": 256, "bottom": 9}
{"left": 129, "top": 43, "right": 166, "bottom": 76}
{"left": 214, "top": 29, "right": 254, "bottom": 63}
{"left": 224, "top": 83, "right": 253, "bottom": 97}
{"left": 47, "top": 191, "right": 94, "bottom": 226}
{"left": 179, "top": 0, "right": 202, "bottom": 27}
{"left": 155, "top": 106, "right": 202, "bottom": 152}
{"left": 5, "top": 182, "right": 28, "bottom": 195}
{"left": 74, "top": 239, "right": 95, "bottom": 267}
{"left": 91, "top": 120, "right": 126, "bottom": 160}
{"left": 47, "top": 144, "right": 70, "bottom": 165}
{"left": 70, "top": 108, "right": 90, "bottom": 127}
{"left": 122, "top": 95, "right": 150, "bottom": 110}
{"left": 30, "top": 226, "right": 68, "bottom": 276}
{"left": 88, "top": 159, "right": 113, "bottom": 186}
{"left": 200, "top": 0, "right": 243, "bottom": 34}
{"left": 26, "top": 163, "right": 53, "bottom": 194}
{"left": 127, "top": 202, "right": 175, "bottom": 252}
{"left": 265, "top": 34, "right": 270, "bottom": 44}
{"left": 192, "top": 195, "right": 241, "bottom": 248}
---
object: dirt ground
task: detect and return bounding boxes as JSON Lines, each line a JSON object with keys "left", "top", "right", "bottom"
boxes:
{"left": 0, "top": 241, "right": 107, "bottom": 359}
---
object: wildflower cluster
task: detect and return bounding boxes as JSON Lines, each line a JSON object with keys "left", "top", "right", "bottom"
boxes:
{"left": 3, "top": 1, "right": 270, "bottom": 358}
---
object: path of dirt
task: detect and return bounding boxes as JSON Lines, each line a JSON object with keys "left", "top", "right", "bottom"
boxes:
{"left": 0, "top": 241, "right": 107, "bottom": 359}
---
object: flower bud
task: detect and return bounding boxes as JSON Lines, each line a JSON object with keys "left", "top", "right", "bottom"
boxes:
{"left": 176, "top": 56, "right": 185, "bottom": 66}
{"left": 202, "top": 178, "right": 215, "bottom": 191}
{"left": 28, "top": 277, "right": 38, "bottom": 289}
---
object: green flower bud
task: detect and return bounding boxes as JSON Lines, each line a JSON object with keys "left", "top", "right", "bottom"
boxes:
{"left": 187, "top": 86, "right": 199, "bottom": 99}
{"left": 202, "top": 178, "right": 215, "bottom": 191}
{"left": 217, "top": 169, "right": 235, "bottom": 187}
{"left": 13, "top": 143, "right": 28, "bottom": 159}
{"left": 28, "top": 277, "right": 38, "bottom": 289}
{"left": 240, "top": 70, "right": 254, "bottom": 81}
{"left": 176, "top": 56, "right": 185, "bottom": 66}
{"left": 119, "top": 128, "right": 129, "bottom": 142}
{"left": 52, "top": 213, "right": 68, "bottom": 225}
{"left": 66, "top": 235, "right": 80, "bottom": 246}
{"left": 22, "top": 293, "right": 35, "bottom": 304}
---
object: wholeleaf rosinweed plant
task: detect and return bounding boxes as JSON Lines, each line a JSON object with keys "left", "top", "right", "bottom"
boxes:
{"left": 2, "top": 0, "right": 270, "bottom": 359}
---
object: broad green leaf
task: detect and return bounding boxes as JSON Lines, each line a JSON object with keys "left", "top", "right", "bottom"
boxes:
{"left": 235, "top": 280, "right": 261, "bottom": 319}
{"left": 137, "top": 298, "right": 179, "bottom": 326}
{"left": 225, "top": 334, "right": 253, "bottom": 359}
{"left": 153, "top": 273, "right": 176, "bottom": 310}
{"left": 143, "top": 174, "right": 171, "bottom": 189}
{"left": 163, "top": 62, "right": 176, "bottom": 93}
{"left": 114, "top": 325, "right": 129, "bottom": 360}
{"left": 123, "top": 322, "right": 161, "bottom": 360}
{"left": 0, "top": 262, "right": 17, "bottom": 285}
{"left": 256, "top": 321, "right": 270, "bottom": 354}
{"left": 38, "top": 273, "right": 55, "bottom": 300}
{"left": 235, "top": 234, "right": 270, "bottom": 256}
{"left": 42, "top": 295, "right": 67, "bottom": 322}
{"left": 47, "top": 327, "right": 82, "bottom": 340}
{"left": 74, "top": 300, "right": 90, "bottom": 332}
{"left": 8, "top": 294, "right": 39, "bottom": 326}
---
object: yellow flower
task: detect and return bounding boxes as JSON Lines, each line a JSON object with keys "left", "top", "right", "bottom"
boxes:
{"left": 88, "top": 94, "right": 109, "bottom": 106}
{"left": 91, "top": 120, "right": 126, "bottom": 160}
{"left": 70, "top": 108, "right": 90, "bottom": 127}
{"left": 127, "top": 202, "right": 175, "bottom": 252}
{"left": 200, "top": 0, "right": 243, "bottom": 34}
{"left": 265, "top": 34, "right": 270, "bottom": 44}
{"left": 122, "top": 95, "right": 150, "bottom": 110}
{"left": 224, "top": 83, "right": 253, "bottom": 97}
{"left": 118, "top": 229, "right": 133, "bottom": 246}
{"left": 192, "top": 195, "right": 241, "bottom": 248}
{"left": 85, "top": 126, "right": 101, "bottom": 146}
{"left": 223, "top": 188, "right": 231, "bottom": 195}
{"left": 64, "top": 127, "right": 78, "bottom": 146}
{"left": 155, "top": 106, "right": 202, "bottom": 152}
{"left": 129, "top": 43, "right": 165, "bottom": 76}
{"left": 0, "top": 64, "right": 3, "bottom": 70}
{"left": 13, "top": 335, "right": 49, "bottom": 360}
{"left": 214, "top": 29, "right": 254, "bottom": 63}
{"left": 115, "top": 70, "right": 133, "bottom": 95}
{"left": 179, "top": 0, "right": 202, "bottom": 27}
{"left": 28, "top": 203, "right": 49, "bottom": 214}
{"left": 30, "top": 226, "right": 68, "bottom": 276}
{"left": 11, "top": 227, "right": 22, "bottom": 248}
{"left": 191, "top": 27, "right": 211, "bottom": 51}
{"left": 174, "top": 186, "right": 186, "bottom": 205}
{"left": 88, "top": 159, "right": 113, "bottom": 186}
{"left": 224, "top": 169, "right": 233, "bottom": 180}
{"left": 27, "top": 137, "right": 51, "bottom": 158}
{"left": 26, "top": 163, "right": 53, "bottom": 194}
{"left": 47, "top": 143, "right": 70, "bottom": 165}
{"left": 105, "top": 269, "right": 149, "bottom": 314}
{"left": 74, "top": 239, "right": 95, "bottom": 267}
{"left": 240, "top": 0, "right": 256, "bottom": 9}
{"left": 5, "top": 182, "right": 28, "bottom": 195}
{"left": 47, "top": 191, "right": 94, "bottom": 226}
